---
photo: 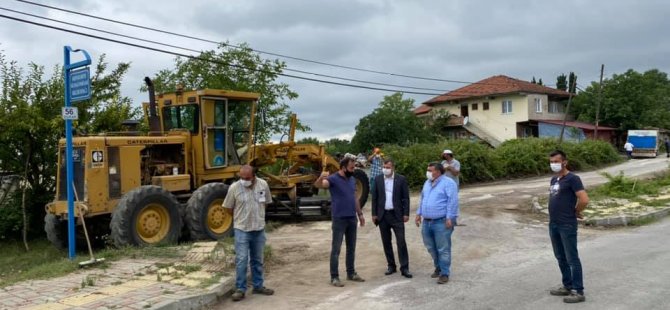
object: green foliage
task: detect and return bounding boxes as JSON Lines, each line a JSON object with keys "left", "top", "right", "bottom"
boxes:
{"left": 296, "top": 136, "right": 320, "bottom": 145}
{"left": 148, "top": 42, "right": 306, "bottom": 142}
{"left": 556, "top": 74, "right": 568, "bottom": 91}
{"left": 568, "top": 72, "right": 577, "bottom": 93}
{"left": 383, "top": 138, "right": 620, "bottom": 188}
{"left": 573, "top": 69, "right": 670, "bottom": 132}
{"left": 0, "top": 52, "right": 136, "bottom": 239}
{"left": 351, "top": 92, "right": 433, "bottom": 152}
{"left": 324, "top": 138, "right": 352, "bottom": 156}
{"left": 591, "top": 172, "right": 665, "bottom": 199}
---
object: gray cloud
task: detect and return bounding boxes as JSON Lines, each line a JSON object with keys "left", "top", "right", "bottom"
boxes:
{"left": 1, "top": 0, "right": 670, "bottom": 140}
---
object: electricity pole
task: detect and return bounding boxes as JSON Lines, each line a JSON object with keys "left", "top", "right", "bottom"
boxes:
{"left": 594, "top": 64, "right": 604, "bottom": 140}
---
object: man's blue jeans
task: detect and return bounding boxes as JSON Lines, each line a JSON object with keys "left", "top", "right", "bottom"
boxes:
{"left": 234, "top": 229, "right": 266, "bottom": 292}
{"left": 330, "top": 217, "right": 358, "bottom": 279}
{"left": 549, "top": 222, "right": 584, "bottom": 293}
{"left": 421, "top": 218, "right": 454, "bottom": 276}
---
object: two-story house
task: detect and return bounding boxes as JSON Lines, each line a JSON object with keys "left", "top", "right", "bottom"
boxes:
{"left": 414, "top": 75, "right": 613, "bottom": 146}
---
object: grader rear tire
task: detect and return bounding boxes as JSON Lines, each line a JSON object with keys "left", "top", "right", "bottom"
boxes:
{"left": 44, "top": 213, "right": 67, "bottom": 250}
{"left": 185, "top": 183, "right": 232, "bottom": 240}
{"left": 353, "top": 169, "right": 370, "bottom": 209}
{"left": 110, "top": 185, "right": 182, "bottom": 247}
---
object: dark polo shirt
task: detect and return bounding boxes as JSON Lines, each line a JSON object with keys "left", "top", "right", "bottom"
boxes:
{"left": 328, "top": 173, "right": 357, "bottom": 218}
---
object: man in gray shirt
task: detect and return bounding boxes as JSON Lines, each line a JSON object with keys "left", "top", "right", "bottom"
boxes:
{"left": 441, "top": 150, "right": 461, "bottom": 189}
{"left": 223, "top": 165, "right": 274, "bottom": 302}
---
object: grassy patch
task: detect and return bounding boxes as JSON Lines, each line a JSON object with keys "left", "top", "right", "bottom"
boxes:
{"left": 198, "top": 272, "right": 223, "bottom": 288}
{"left": 173, "top": 264, "right": 201, "bottom": 274}
{"left": 264, "top": 221, "right": 284, "bottom": 233}
{"left": 0, "top": 239, "right": 192, "bottom": 288}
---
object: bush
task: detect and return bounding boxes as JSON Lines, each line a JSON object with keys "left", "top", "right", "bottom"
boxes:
{"left": 383, "top": 138, "right": 620, "bottom": 189}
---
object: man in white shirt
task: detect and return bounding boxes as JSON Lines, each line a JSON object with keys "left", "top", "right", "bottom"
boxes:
{"left": 624, "top": 140, "right": 634, "bottom": 159}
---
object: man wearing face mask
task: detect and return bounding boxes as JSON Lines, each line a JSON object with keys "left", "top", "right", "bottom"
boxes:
{"left": 547, "top": 150, "right": 589, "bottom": 303}
{"left": 415, "top": 162, "right": 458, "bottom": 285}
{"left": 371, "top": 159, "right": 411, "bottom": 278}
{"left": 315, "top": 157, "right": 366, "bottom": 287}
{"left": 223, "top": 165, "right": 274, "bottom": 302}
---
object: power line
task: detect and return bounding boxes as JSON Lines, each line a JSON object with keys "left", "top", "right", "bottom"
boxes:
{"left": 14, "top": 0, "right": 493, "bottom": 85}
{"left": 0, "top": 13, "right": 447, "bottom": 96}
{"left": 0, "top": 7, "right": 453, "bottom": 93}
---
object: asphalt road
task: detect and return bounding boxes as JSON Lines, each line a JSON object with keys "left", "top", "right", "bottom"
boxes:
{"left": 216, "top": 157, "right": 670, "bottom": 310}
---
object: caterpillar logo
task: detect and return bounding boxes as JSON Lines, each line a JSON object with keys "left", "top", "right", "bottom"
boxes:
{"left": 127, "top": 139, "right": 169, "bottom": 145}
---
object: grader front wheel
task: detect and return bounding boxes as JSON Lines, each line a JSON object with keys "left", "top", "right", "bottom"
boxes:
{"left": 110, "top": 185, "right": 182, "bottom": 247}
{"left": 352, "top": 169, "right": 370, "bottom": 208}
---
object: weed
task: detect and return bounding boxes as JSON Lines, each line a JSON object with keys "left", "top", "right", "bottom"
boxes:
{"left": 111, "top": 281, "right": 123, "bottom": 286}
{"left": 156, "top": 273, "right": 162, "bottom": 282}
{"left": 163, "top": 289, "right": 175, "bottom": 295}
{"left": 199, "top": 272, "right": 223, "bottom": 288}
{"left": 173, "top": 264, "right": 201, "bottom": 274}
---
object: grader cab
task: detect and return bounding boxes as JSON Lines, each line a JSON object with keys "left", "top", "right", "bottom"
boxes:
{"left": 44, "top": 78, "right": 369, "bottom": 249}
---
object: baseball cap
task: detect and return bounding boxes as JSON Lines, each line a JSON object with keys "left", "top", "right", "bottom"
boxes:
{"left": 442, "top": 149, "right": 453, "bottom": 155}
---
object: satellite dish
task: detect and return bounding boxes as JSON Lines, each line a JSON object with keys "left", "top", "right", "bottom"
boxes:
{"left": 463, "top": 116, "right": 469, "bottom": 125}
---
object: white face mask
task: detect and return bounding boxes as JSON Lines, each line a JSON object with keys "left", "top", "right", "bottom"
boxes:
{"left": 550, "top": 163, "right": 563, "bottom": 173}
{"left": 426, "top": 171, "right": 433, "bottom": 180}
{"left": 383, "top": 168, "right": 392, "bottom": 176}
{"left": 240, "top": 179, "right": 253, "bottom": 187}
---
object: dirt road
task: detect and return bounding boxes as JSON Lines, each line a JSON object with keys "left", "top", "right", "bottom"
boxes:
{"left": 215, "top": 157, "right": 670, "bottom": 309}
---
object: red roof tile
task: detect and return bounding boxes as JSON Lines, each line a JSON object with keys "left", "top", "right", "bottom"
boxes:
{"left": 424, "top": 75, "right": 571, "bottom": 105}
{"left": 535, "top": 119, "right": 617, "bottom": 131}
{"left": 413, "top": 104, "right": 432, "bottom": 115}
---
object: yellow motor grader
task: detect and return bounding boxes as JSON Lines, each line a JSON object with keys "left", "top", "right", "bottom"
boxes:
{"left": 44, "top": 78, "right": 369, "bottom": 248}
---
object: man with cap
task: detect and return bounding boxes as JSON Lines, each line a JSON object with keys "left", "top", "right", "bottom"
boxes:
{"left": 441, "top": 150, "right": 461, "bottom": 189}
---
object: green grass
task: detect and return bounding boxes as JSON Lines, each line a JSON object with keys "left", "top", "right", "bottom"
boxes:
{"left": 0, "top": 239, "right": 192, "bottom": 288}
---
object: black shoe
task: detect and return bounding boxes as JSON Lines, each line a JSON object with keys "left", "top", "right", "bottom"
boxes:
{"left": 563, "top": 290, "right": 585, "bottom": 303}
{"left": 231, "top": 289, "right": 245, "bottom": 301}
{"left": 385, "top": 267, "right": 397, "bottom": 276}
{"left": 431, "top": 268, "right": 440, "bottom": 278}
{"left": 400, "top": 270, "right": 413, "bottom": 278}
{"left": 549, "top": 286, "right": 571, "bottom": 296}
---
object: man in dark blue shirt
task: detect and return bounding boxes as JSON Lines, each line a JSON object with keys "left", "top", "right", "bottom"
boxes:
{"left": 315, "top": 157, "right": 365, "bottom": 287}
{"left": 547, "top": 150, "right": 589, "bottom": 303}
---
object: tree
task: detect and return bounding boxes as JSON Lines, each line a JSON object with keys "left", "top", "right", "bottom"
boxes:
{"left": 351, "top": 93, "right": 433, "bottom": 152}
{"left": 538, "top": 78, "right": 543, "bottom": 86}
{"left": 0, "top": 52, "right": 136, "bottom": 240}
{"left": 572, "top": 69, "right": 670, "bottom": 131}
{"left": 568, "top": 72, "right": 578, "bottom": 93}
{"left": 531, "top": 76, "right": 537, "bottom": 84}
{"left": 148, "top": 43, "right": 308, "bottom": 142}
{"left": 296, "top": 137, "right": 320, "bottom": 145}
{"left": 556, "top": 74, "right": 568, "bottom": 91}
{"left": 324, "top": 138, "right": 352, "bottom": 156}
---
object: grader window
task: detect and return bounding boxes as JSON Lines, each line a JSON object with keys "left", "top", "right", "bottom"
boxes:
{"left": 163, "top": 104, "right": 199, "bottom": 133}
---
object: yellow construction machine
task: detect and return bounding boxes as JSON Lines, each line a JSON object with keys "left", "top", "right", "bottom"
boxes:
{"left": 44, "top": 78, "right": 369, "bottom": 248}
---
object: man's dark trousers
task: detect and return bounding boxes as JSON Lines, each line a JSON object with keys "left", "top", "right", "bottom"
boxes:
{"left": 379, "top": 211, "right": 408, "bottom": 272}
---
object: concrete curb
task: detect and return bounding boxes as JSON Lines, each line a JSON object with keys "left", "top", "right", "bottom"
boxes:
{"left": 531, "top": 196, "right": 670, "bottom": 227}
{"left": 153, "top": 276, "right": 234, "bottom": 310}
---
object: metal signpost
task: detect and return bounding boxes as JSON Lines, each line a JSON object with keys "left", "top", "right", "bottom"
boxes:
{"left": 63, "top": 46, "right": 91, "bottom": 259}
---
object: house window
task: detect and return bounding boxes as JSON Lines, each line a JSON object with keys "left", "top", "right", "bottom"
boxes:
{"left": 549, "top": 102, "right": 559, "bottom": 113}
{"left": 502, "top": 100, "right": 513, "bottom": 114}
{"left": 534, "top": 98, "right": 542, "bottom": 113}
{"left": 472, "top": 103, "right": 478, "bottom": 110}
{"left": 483, "top": 102, "right": 489, "bottom": 110}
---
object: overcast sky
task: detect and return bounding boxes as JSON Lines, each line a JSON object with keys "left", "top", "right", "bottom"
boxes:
{"left": 1, "top": 0, "right": 669, "bottom": 141}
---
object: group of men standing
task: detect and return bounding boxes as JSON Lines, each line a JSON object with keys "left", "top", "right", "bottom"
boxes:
{"left": 223, "top": 147, "right": 589, "bottom": 304}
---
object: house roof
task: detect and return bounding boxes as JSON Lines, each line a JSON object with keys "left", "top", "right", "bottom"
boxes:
{"left": 534, "top": 119, "right": 617, "bottom": 131}
{"left": 414, "top": 104, "right": 432, "bottom": 115}
{"left": 423, "top": 75, "right": 572, "bottom": 105}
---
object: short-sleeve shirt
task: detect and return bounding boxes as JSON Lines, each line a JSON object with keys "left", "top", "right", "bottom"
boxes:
{"left": 441, "top": 159, "right": 461, "bottom": 188}
{"left": 328, "top": 173, "right": 357, "bottom": 218}
{"left": 548, "top": 172, "right": 585, "bottom": 224}
{"left": 223, "top": 178, "right": 272, "bottom": 232}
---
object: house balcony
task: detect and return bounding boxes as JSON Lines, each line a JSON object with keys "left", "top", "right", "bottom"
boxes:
{"left": 445, "top": 116, "right": 465, "bottom": 127}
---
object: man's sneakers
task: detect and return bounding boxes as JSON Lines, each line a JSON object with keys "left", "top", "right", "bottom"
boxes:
{"left": 563, "top": 290, "right": 586, "bottom": 303}
{"left": 331, "top": 278, "right": 344, "bottom": 287}
{"left": 437, "top": 275, "right": 449, "bottom": 284}
{"left": 431, "top": 268, "right": 441, "bottom": 278}
{"left": 347, "top": 273, "right": 365, "bottom": 282}
{"left": 232, "top": 287, "right": 274, "bottom": 302}
{"left": 549, "top": 286, "right": 571, "bottom": 296}
{"left": 550, "top": 286, "right": 585, "bottom": 303}
{"left": 231, "top": 289, "right": 245, "bottom": 302}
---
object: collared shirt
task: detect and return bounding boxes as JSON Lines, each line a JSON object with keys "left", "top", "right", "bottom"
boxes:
{"left": 417, "top": 175, "right": 459, "bottom": 220}
{"left": 223, "top": 178, "right": 272, "bottom": 232}
{"left": 624, "top": 142, "right": 634, "bottom": 151}
{"left": 441, "top": 158, "right": 461, "bottom": 188}
{"left": 384, "top": 174, "right": 394, "bottom": 210}
{"left": 328, "top": 173, "right": 357, "bottom": 218}
{"left": 370, "top": 156, "right": 383, "bottom": 179}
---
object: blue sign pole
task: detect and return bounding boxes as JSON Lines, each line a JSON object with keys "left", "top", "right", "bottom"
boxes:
{"left": 63, "top": 46, "right": 91, "bottom": 260}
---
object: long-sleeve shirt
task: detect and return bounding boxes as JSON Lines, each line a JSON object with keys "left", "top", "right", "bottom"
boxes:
{"left": 417, "top": 175, "right": 459, "bottom": 220}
